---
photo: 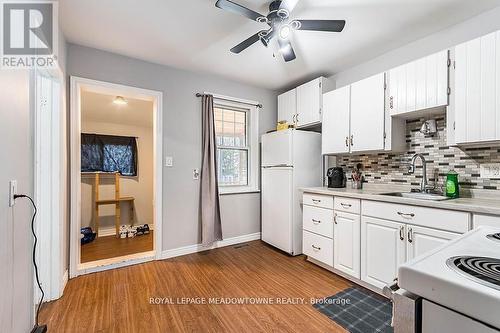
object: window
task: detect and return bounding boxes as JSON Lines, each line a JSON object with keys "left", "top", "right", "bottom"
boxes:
{"left": 213, "top": 99, "right": 259, "bottom": 194}
{"left": 81, "top": 133, "right": 138, "bottom": 176}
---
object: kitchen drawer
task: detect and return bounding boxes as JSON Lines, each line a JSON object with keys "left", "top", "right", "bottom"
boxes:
{"left": 303, "top": 205, "right": 333, "bottom": 239}
{"left": 362, "top": 200, "right": 469, "bottom": 233}
{"left": 303, "top": 193, "right": 333, "bottom": 209}
{"left": 334, "top": 197, "right": 361, "bottom": 214}
{"left": 303, "top": 230, "right": 333, "bottom": 267}
{"left": 473, "top": 214, "right": 500, "bottom": 228}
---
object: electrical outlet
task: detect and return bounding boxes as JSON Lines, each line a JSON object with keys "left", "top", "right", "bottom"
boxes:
{"left": 165, "top": 156, "right": 173, "bottom": 167}
{"left": 193, "top": 169, "right": 200, "bottom": 180}
{"left": 480, "top": 164, "right": 500, "bottom": 179}
{"left": 9, "top": 180, "right": 17, "bottom": 207}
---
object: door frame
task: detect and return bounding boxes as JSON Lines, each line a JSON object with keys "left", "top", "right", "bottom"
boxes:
{"left": 69, "top": 76, "right": 163, "bottom": 278}
{"left": 32, "top": 66, "right": 65, "bottom": 302}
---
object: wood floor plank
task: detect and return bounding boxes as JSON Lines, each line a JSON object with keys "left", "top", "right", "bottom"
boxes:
{"left": 40, "top": 241, "right": 351, "bottom": 332}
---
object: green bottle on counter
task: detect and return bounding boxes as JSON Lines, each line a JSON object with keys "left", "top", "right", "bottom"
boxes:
{"left": 446, "top": 170, "right": 459, "bottom": 198}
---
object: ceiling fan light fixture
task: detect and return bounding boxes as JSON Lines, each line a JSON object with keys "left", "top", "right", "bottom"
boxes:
{"left": 279, "top": 24, "right": 291, "bottom": 39}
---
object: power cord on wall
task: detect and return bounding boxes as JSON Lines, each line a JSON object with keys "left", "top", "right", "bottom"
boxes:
{"left": 14, "top": 194, "right": 47, "bottom": 333}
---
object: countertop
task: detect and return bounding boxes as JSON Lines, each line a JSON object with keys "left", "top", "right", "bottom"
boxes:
{"left": 300, "top": 186, "right": 500, "bottom": 216}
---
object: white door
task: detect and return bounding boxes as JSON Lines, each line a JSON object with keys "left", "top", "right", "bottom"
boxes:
{"left": 350, "top": 73, "right": 386, "bottom": 152}
{"left": 278, "top": 89, "right": 297, "bottom": 125}
{"left": 261, "top": 167, "right": 293, "bottom": 253}
{"left": 406, "top": 225, "right": 460, "bottom": 261}
{"left": 455, "top": 31, "right": 500, "bottom": 144}
{"left": 334, "top": 211, "right": 361, "bottom": 279}
{"left": 361, "top": 216, "right": 406, "bottom": 289}
{"left": 322, "top": 86, "right": 351, "bottom": 154}
{"left": 261, "top": 130, "right": 293, "bottom": 167}
{"left": 296, "top": 78, "right": 322, "bottom": 127}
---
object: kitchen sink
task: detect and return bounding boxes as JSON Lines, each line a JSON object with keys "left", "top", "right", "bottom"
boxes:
{"left": 380, "top": 192, "right": 452, "bottom": 201}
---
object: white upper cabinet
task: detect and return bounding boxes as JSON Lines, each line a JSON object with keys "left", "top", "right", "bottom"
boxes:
{"left": 322, "top": 86, "right": 351, "bottom": 155}
{"left": 296, "top": 77, "right": 324, "bottom": 127}
{"left": 277, "top": 89, "right": 297, "bottom": 125}
{"left": 454, "top": 31, "right": 500, "bottom": 145}
{"left": 350, "top": 73, "right": 386, "bottom": 152}
{"left": 387, "top": 50, "right": 449, "bottom": 117}
{"left": 277, "top": 77, "right": 328, "bottom": 128}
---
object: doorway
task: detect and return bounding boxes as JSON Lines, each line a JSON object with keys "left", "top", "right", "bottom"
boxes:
{"left": 70, "top": 77, "right": 163, "bottom": 277}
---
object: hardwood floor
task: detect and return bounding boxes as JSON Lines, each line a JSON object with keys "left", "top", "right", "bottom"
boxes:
{"left": 41, "top": 241, "right": 352, "bottom": 332}
{"left": 81, "top": 231, "right": 154, "bottom": 263}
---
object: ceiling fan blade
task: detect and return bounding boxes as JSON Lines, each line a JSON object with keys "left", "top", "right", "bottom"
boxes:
{"left": 278, "top": 39, "right": 296, "bottom": 62}
{"left": 230, "top": 31, "right": 265, "bottom": 54}
{"left": 279, "top": 0, "right": 300, "bottom": 14}
{"left": 215, "top": 0, "right": 266, "bottom": 22}
{"left": 295, "top": 20, "right": 346, "bottom": 32}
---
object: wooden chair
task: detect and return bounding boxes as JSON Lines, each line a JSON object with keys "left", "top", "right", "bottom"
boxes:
{"left": 93, "top": 172, "right": 134, "bottom": 237}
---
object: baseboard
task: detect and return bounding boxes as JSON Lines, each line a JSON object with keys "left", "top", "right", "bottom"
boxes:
{"left": 160, "top": 232, "right": 261, "bottom": 260}
{"left": 60, "top": 269, "right": 68, "bottom": 295}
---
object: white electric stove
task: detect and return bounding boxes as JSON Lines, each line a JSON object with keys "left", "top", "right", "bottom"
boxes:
{"left": 394, "top": 226, "right": 500, "bottom": 332}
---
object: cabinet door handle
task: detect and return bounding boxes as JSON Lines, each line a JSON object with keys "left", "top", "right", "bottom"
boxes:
{"left": 345, "top": 136, "right": 349, "bottom": 147}
{"left": 292, "top": 114, "right": 296, "bottom": 124}
{"left": 296, "top": 114, "right": 299, "bottom": 124}
{"left": 312, "top": 199, "right": 321, "bottom": 204}
{"left": 334, "top": 213, "right": 338, "bottom": 224}
{"left": 311, "top": 245, "right": 321, "bottom": 251}
{"left": 312, "top": 219, "right": 321, "bottom": 225}
{"left": 408, "top": 228, "right": 413, "bottom": 243}
{"left": 390, "top": 96, "right": 394, "bottom": 109}
{"left": 397, "top": 212, "right": 415, "bottom": 219}
{"left": 340, "top": 203, "right": 352, "bottom": 208}
{"left": 399, "top": 226, "right": 405, "bottom": 241}
{"left": 350, "top": 135, "right": 354, "bottom": 146}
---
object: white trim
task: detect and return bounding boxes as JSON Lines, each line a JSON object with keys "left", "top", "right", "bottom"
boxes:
{"left": 160, "top": 232, "right": 261, "bottom": 260}
{"left": 60, "top": 270, "right": 68, "bottom": 295}
{"left": 70, "top": 76, "right": 163, "bottom": 278}
{"left": 79, "top": 251, "right": 155, "bottom": 275}
{"left": 204, "top": 91, "right": 260, "bottom": 107}
{"left": 89, "top": 224, "right": 155, "bottom": 238}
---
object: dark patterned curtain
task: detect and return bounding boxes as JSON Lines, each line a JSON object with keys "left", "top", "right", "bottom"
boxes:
{"left": 81, "top": 133, "right": 138, "bottom": 176}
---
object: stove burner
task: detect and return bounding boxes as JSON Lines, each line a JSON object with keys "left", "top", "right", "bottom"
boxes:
{"left": 487, "top": 233, "right": 500, "bottom": 242}
{"left": 446, "top": 256, "right": 500, "bottom": 291}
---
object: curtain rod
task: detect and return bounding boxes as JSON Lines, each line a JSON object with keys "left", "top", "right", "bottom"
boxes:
{"left": 196, "top": 93, "right": 263, "bottom": 109}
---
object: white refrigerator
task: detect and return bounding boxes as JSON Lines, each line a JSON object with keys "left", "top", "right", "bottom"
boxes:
{"left": 261, "top": 129, "right": 322, "bottom": 255}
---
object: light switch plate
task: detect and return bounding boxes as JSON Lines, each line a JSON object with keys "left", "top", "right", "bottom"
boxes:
{"left": 165, "top": 156, "right": 173, "bottom": 167}
{"left": 9, "top": 180, "right": 17, "bottom": 207}
{"left": 480, "top": 164, "right": 500, "bottom": 179}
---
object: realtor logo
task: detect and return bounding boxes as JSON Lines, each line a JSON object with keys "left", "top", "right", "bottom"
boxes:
{"left": 1, "top": 1, "right": 58, "bottom": 68}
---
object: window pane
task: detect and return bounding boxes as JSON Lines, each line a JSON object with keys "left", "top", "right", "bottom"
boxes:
{"left": 217, "top": 149, "right": 248, "bottom": 186}
{"left": 214, "top": 107, "right": 247, "bottom": 149}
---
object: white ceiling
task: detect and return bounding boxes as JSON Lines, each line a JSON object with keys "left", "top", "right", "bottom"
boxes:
{"left": 60, "top": 0, "right": 500, "bottom": 90}
{"left": 81, "top": 91, "right": 153, "bottom": 128}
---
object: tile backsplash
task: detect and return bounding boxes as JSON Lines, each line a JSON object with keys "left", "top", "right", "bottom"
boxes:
{"left": 336, "top": 115, "right": 500, "bottom": 191}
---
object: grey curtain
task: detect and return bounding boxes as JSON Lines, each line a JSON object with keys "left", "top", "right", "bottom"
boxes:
{"left": 200, "top": 94, "right": 222, "bottom": 246}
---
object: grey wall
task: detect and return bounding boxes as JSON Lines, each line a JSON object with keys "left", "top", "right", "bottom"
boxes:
{"left": 331, "top": 6, "right": 500, "bottom": 88}
{"left": 0, "top": 70, "right": 34, "bottom": 332}
{"left": 66, "top": 44, "right": 277, "bottom": 251}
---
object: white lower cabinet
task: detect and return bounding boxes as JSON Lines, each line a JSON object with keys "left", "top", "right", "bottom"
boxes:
{"left": 406, "top": 225, "right": 460, "bottom": 261}
{"left": 473, "top": 214, "right": 500, "bottom": 228}
{"left": 361, "top": 216, "right": 406, "bottom": 289}
{"left": 303, "top": 230, "right": 333, "bottom": 267}
{"left": 334, "top": 211, "right": 361, "bottom": 279}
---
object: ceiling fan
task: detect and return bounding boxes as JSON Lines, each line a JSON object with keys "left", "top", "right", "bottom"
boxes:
{"left": 215, "top": 0, "right": 346, "bottom": 62}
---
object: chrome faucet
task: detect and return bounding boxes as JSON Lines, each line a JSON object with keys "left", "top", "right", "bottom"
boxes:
{"left": 408, "top": 153, "right": 428, "bottom": 193}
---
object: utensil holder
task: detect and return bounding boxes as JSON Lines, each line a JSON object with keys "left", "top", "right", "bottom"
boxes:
{"left": 351, "top": 180, "right": 363, "bottom": 189}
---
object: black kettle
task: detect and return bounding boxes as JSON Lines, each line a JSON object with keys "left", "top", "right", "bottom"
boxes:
{"left": 327, "top": 167, "right": 346, "bottom": 188}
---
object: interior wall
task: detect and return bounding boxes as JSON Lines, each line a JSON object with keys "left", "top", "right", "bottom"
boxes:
{"left": 330, "top": 6, "right": 500, "bottom": 88}
{"left": 0, "top": 70, "right": 34, "bottom": 332}
{"left": 80, "top": 120, "right": 154, "bottom": 233}
{"left": 67, "top": 44, "right": 277, "bottom": 251}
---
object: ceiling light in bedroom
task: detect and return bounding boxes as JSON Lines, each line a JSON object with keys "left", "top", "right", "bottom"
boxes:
{"left": 113, "top": 96, "right": 128, "bottom": 105}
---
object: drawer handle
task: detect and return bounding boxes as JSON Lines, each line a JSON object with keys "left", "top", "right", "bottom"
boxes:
{"left": 399, "top": 226, "right": 405, "bottom": 241}
{"left": 340, "top": 203, "right": 352, "bottom": 208}
{"left": 311, "top": 245, "right": 321, "bottom": 251}
{"left": 397, "top": 212, "right": 415, "bottom": 218}
{"left": 312, "top": 199, "right": 321, "bottom": 204}
{"left": 312, "top": 219, "right": 321, "bottom": 224}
